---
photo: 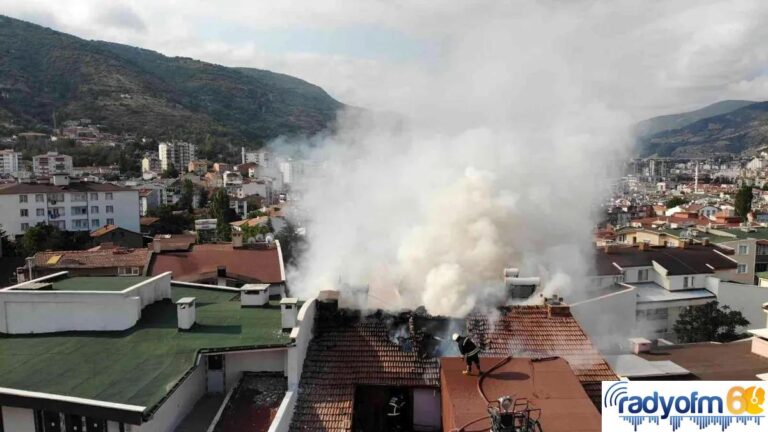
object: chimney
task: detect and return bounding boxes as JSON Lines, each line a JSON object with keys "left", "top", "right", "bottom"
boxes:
{"left": 546, "top": 295, "right": 570, "bottom": 318}
{"left": 240, "top": 283, "right": 269, "bottom": 307}
{"left": 232, "top": 231, "right": 243, "bottom": 248}
{"left": 176, "top": 297, "right": 196, "bottom": 330}
{"left": 280, "top": 297, "right": 299, "bottom": 331}
{"left": 629, "top": 337, "right": 652, "bottom": 354}
{"left": 317, "top": 290, "right": 340, "bottom": 314}
{"left": 217, "top": 266, "right": 227, "bottom": 286}
{"left": 52, "top": 173, "right": 70, "bottom": 186}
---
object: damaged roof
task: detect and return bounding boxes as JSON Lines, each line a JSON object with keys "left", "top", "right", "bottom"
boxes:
{"left": 290, "top": 305, "right": 617, "bottom": 431}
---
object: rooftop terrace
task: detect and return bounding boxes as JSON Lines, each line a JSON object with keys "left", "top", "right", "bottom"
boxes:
{"left": 0, "top": 286, "right": 290, "bottom": 415}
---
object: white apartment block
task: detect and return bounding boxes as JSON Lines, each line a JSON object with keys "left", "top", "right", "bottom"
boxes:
{"left": 0, "top": 176, "right": 140, "bottom": 237}
{"left": 32, "top": 152, "right": 73, "bottom": 176}
{"left": 159, "top": 142, "right": 196, "bottom": 171}
{"left": 244, "top": 149, "right": 271, "bottom": 167}
{"left": 0, "top": 149, "right": 21, "bottom": 175}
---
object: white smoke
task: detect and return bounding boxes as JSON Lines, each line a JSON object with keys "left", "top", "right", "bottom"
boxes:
{"left": 278, "top": 1, "right": 746, "bottom": 316}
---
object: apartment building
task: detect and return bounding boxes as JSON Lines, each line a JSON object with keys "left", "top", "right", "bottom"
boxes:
{"left": 0, "top": 176, "right": 139, "bottom": 236}
{"left": 158, "top": 141, "right": 196, "bottom": 171}
{"left": 32, "top": 152, "right": 73, "bottom": 175}
{"left": 0, "top": 149, "right": 21, "bottom": 175}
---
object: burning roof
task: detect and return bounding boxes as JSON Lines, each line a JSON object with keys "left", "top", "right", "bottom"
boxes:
{"left": 290, "top": 303, "right": 617, "bottom": 431}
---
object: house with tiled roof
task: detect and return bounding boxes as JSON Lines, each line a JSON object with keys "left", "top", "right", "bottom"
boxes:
{"left": 571, "top": 243, "right": 768, "bottom": 352}
{"left": 21, "top": 248, "right": 152, "bottom": 280}
{"left": 89, "top": 224, "right": 143, "bottom": 248}
{"left": 287, "top": 296, "right": 616, "bottom": 431}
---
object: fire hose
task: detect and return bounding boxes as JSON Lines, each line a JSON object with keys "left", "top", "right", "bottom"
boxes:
{"left": 451, "top": 356, "right": 514, "bottom": 432}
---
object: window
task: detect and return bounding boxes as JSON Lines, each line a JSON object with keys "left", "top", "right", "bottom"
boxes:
{"left": 35, "top": 194, "right": 44, "bottom": 202}
{"left": 21, "top": 223, "right": 29, "bottom": 231}
{"left": 71, "top": 192, "right": 87, "bottom": 202}
{"left": 20, "top": 209, "right": 28, "bottom": 217}
{"left": 92, "top": 219, "right": 100, "bottom": 227}
{"left": 89, "top": 192, "right": 98, "bottom": 200}
{"left": 36, "top": 208, "right": 44, "bottom": 217}
{"left": 106, "top": 192, "right": 113, "bottom": 200}
{"left": 106, "top": 205, "right": 114, "bottom": 213}
{"left": 739, "top": 244, "right": 749, "bottom": 255}
{"left": 683, "top": 276, "right": 689, "bottom": 288}
{"left": 107, "top": 218, "right": 114, "bottom": 225}
{"left": 90, "top": 206, "right": 99, "bottom": 213}
{"left": 72, "top": 219, "right": 89, "bottom": 229}
{"left": 118, "top": 267, "right": 140, "bottom": 276}
{"left": 19, "top": 194, "right": 27, "bottom": 203}
{"left": 71, "top": 206, "right": 88, "bottom": 216}
{"left": 638, "top": 269, "right": 649, "bottom": 281}
{"left": 738, "top": 264, "right": 748, "bottom": 274}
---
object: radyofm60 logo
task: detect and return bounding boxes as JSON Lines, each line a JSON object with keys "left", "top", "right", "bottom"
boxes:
{"left": 602, "top": 381, "right": 766, "bottom": 432}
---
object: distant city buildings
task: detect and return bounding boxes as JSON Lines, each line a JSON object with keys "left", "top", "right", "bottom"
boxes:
{"left": 158, "top": 141, "right": 196, "bottom": 172}
{"left": 32, "top": 151, "right": 73, "bottom": 176}
{"left": 0, "top": 149, "right": 21, "bottom": 175}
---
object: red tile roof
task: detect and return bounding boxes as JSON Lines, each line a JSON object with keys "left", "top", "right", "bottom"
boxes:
{"left": 467, "top": 306, "right": 618, "bottom": 405}
{"left": 149, "top": 244, "right": 283, "bottom": 283}
{"left": 290, "top": 306, "right": 616, "bottom": 431}
{"left": 34, "top": 248, "right": 150, "bottom": 269}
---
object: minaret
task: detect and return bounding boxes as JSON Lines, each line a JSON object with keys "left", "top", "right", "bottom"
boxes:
{"left": 241, "top": 147, "right": 245, "bottom": 165}
{"left": 694, "top": 162, "right": 699, "bottom": 193}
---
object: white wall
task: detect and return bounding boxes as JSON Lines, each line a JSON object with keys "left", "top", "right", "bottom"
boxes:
{"left": 0, "top": 273, "right": 171, "bottom": 334}
{"left": 133, "top": 364, "right": 206, "bottom": 432}
{"left": 571, "top": 285, "right": 637, "bottom": 353}
{"left": 222, "top": 349, "right": 287, "bottom": 391}
{"left": 1, "top": 406, "right": 35, "bottom": 432}
{"left": 708, "top": 277, "right": 768, "bottom": 333}
{"left": 287, "top": 299, "right": 316, "bottom": 389}
{"left": 267, "top": 391, "right": 297, "bottom": 432}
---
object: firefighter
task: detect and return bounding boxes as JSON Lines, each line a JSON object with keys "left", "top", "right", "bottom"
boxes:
{"left": 452, "top": 333, "right": 482, "bottom": 375}
{"left": 386, "top": 393, "right": 406, "bottom": 431}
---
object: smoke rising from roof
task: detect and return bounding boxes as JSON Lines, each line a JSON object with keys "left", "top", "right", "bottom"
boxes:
{"left": 283, "top": 2, "right": 644, "bottom": 316}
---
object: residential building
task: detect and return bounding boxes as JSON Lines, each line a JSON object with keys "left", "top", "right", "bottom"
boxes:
{"left": 32, "top": 152, "right": 73, "bottom": 175}
{"left": 0, "top": 149, "right": 21, "bottom": 175}
{"left": 243, "top": 149, "right": 271, "bottom": 167}
{"left": 0, "top": 272, "right": 293, "bottom": 431}
{"left": 573, "top": 243, "right": 768, "bottom": 351}
{"left": 158, "top": 141, "right": 196, "bottom": 172}
{"left": 22, "top": 247, "right": 151, "bottom": 279}
{"left": 90, "top": 225, "right": 144, "bottom": 249}
{"left": 141, "top": 155, "right": 161, "bottom": 173}
{"left": 187, "top": 160, "right": 209, "bottom": 175}
{"left": 697, "top": 227, "right": 768, "bottom": 284}
{"left": 138, "top": 188, "right": 161, "bottom": 216}
{"left": 0, "top": 178, "right": 140, "bottom": 237}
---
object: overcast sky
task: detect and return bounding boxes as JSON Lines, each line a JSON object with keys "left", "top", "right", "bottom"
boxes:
{"left": 2, "top": 0, "right": 768, "bottom": 120}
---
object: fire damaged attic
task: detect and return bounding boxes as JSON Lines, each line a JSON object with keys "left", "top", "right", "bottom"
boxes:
{"left": 289, "top": 297, "right": 617, "bottom": 432}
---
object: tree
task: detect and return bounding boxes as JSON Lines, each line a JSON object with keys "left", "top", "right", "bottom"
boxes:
{"left": 735, "top": 184, "right": 754, "bottom": 221}
{"left": 664, "top": 196, "right": 688, "bottom": 209}
{"left": 208, "top": 188, "right": 238, "bottom": 240}
{"left": 150, "top": 205, "right": 193, "bottom": 234}
{"left": 18, "top": 225, "right": 92, "bottom": 256}
{"left": 673, "top": 301, "right": 749, "bottom": 343}
{"left": 177, "top": 179, "right": 195, "bottom": 211}
{"left": 275, "top": 220, "right": 306, "bottom": 267}
{"left": 163, "top": 163, "right": 179, "bottom": 179}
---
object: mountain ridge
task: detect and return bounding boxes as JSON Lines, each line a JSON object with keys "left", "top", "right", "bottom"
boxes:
{"left": 0, "top": 15, "right": 344, "bottom": 146}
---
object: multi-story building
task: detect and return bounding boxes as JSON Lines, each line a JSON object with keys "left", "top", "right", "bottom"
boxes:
{"left": 0, "top": 175, "right": 140, "bottom": 236}
{"left": 158, "top": 141, "right": 196, "bottom": 171}
{"left": 244, "top": 149, "right": 271, "bottom": 167}
{"left": 32, "top": 152, "right": 73, "bottom": 176}
{"left": 0, "top": 149, "right": 21, "bottom": 175}
{"left": 141, "top": 154, "right": 162, "bottom": 173}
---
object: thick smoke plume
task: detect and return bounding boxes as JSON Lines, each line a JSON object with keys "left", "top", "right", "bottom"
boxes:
{"left": 284, "top": 2, "right": 647, "bottom": 316}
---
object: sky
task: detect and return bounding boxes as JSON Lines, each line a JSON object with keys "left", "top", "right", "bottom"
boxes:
{"left": 2, "top": 0, "right": 768, "bottom": 120}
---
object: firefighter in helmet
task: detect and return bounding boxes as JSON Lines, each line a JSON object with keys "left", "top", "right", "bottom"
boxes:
{"left": 386, "top": 393, "right": 406, "bottom": 430}
{"left": 453, "top": 333, "right": 482, "bottom": 375}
